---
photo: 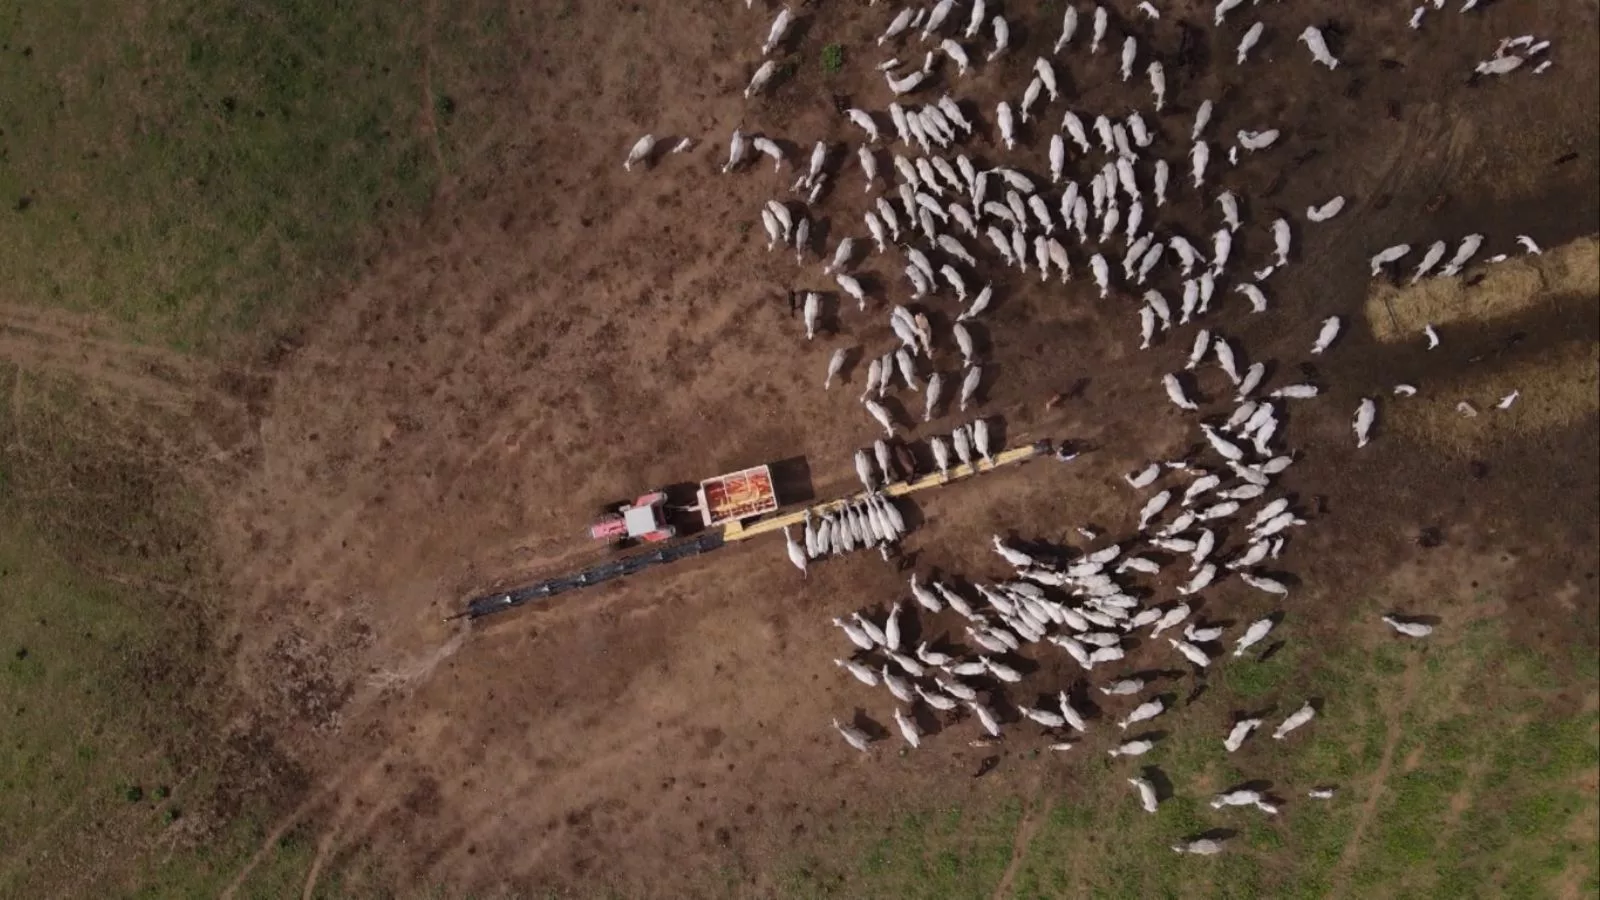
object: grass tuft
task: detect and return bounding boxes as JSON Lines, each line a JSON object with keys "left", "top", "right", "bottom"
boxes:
{"left": 821, "top": 44, "right": 844, "bottom": 76}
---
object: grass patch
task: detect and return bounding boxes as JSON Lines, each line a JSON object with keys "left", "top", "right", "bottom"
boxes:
{"left": 820, "top": 43, "right": 844, "bottom": 76}
{"left": 1362, "top": 236, "right": 1600, "bottom": 455}
{"left": 126, "top": 813, "right": 383, "bottom": 899}
{"left": 0, "top": 0, "right": 501, "bottom": 351}
{"left": 0, "top": 364, "right": 337, "bottom": 895}
{"left": 0, "top": 1, "right": 513, "bottom": 892}
{"left": 1364, "top": 236, "right": 1599, "bottom": 342}
{"left": 0, "top": 501, "right": 255, "bottom": 896}
{"left": 777, "top": 802, "right": 1021, "bottom": 899}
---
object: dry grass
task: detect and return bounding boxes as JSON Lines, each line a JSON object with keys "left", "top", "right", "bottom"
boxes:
{"left": 1383, "top": 340, "right": 1599, "bottom": 456}
{"left": 1361, "top": 235, "right": 1600, "bottom": 455}
{"left": 1364, "top": 237, "right": 1600, "bottom": 341}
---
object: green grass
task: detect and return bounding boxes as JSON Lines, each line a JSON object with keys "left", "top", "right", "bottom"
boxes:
{"left": 777, "top": 595, "right": 1599, "bottom": 900}
{"left": 128, "top": 815, "right": 383, "bottom": 900}
{"left": 0, "top": 507, "right": 273, "bottom": 896}
{"left": 0, "top": 364, "right": 355, "bottom": 896}
{"left": 0, "top": 517, "right": 165, "bottom": 896}
{"left": 777, "top": 803, "right": 1023, "bottom": 899}
{"left": 0, "top": 1, "right": 508, "bottom": 894}
{"left": 820, "top": 44, "right": 844, "bottom": 76}
{"left": 0, "top": 0, "right": 501, "bottom": 350}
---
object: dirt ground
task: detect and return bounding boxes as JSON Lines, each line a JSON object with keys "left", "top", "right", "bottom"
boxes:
{"left": 43, "top": 0, "right": 1586, "bottom": 895}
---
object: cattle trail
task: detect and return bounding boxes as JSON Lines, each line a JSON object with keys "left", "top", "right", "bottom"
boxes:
{"left": 991, "top": 777, "right": 1055, "bottom": 900}
{"left": 1328, "top": 661, "right": 1421, "bottom": 897}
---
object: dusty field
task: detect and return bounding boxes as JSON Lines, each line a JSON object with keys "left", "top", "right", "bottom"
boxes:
{"left": 6, "top": 0, "right": 1595, "bottom": 896}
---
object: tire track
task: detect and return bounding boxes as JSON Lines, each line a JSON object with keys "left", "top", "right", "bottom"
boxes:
{"left": 0, "top": 304, "right": 217, "bottom": 409}
{"left": 418, "top": 0, "right": 447, "bottom": 190}
{"left": 990, "top": 775, "right": 1054, "bottom": 900}
{"left": 1328, "top": 660, "right": 1420, "bottom": 897}
{"left": 299, "top": 747, "right": 404, "bottom": 900}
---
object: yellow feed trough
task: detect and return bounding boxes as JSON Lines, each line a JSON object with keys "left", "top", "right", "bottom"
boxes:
{"left": 721, "top": 441, "right": 1052, "bottom": 542}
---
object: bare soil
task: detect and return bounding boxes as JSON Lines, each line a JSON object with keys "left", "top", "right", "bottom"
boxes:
{"left": 15, "top": 0, "right": 1597, "bottom": 896}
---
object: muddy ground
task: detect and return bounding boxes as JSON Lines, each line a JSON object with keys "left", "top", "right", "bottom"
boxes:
{"left": 109, "top": 0, "right": 1600, "bottom": 895}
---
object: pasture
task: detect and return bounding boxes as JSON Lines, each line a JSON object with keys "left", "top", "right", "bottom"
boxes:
{"left": 0, "top": 0, "right": 1594, "bottom": 897}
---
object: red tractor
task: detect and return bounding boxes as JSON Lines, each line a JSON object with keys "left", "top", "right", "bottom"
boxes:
{"left": 589, "top": 491, "right": 678, "bottom": 547}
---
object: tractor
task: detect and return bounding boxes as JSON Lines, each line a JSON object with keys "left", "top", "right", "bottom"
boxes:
{"left": 589, "top": 491, "right": 678, "bottom": 547}
{"left": 589, "top": 464, "right": 784, "bottom": 551}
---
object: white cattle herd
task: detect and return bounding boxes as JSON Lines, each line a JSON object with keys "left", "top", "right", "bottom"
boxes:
{"left": 623, "top": 0, "right": 1552, "bottom": 855}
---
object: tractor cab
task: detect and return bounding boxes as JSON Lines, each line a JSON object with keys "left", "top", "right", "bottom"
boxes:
{"left": 589, "top": 491, "right": 678, "bottom": 546}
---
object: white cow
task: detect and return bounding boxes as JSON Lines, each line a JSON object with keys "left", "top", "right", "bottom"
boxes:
{"left": 1148, "top": 62, "right": 1166, "bottom": 110}
{"left": 745, "top": 61, "right": 778, "bottom": 99}
{"left": 1307, "top": 196, "right": 1345, "bottom": 221}
{"left": 1191, "top": 141, "right": 1210, "bottom": 188}
{"left": 1163, "top": 373, "right": 1199, "bottom": 411}
{"left": 1311, "top": 316, "right": 1341, "bottom": 354}
{"left": 1298, "top": 26, "right": 1339, "bottom": 69}
{"left": 1354, "top": 398, "right": 1376, "bottom": 447}
{"left": 997, "top": 102, "right": 1016, "bottom": 150}
{"left": 1237, "top": 22, "right": 1264, "bottom": 65}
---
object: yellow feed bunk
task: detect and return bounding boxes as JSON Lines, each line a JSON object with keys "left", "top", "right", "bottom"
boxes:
{"left": 720, "top": 440, "right": 1051, "bottom": 543}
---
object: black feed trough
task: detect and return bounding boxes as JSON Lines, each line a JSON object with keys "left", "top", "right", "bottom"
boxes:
{"left": 459, "top": 531, "right": 726, "bottom": 620}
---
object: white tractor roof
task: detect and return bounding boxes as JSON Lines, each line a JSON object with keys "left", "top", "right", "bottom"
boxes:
{"left": 623, "top": 504, "right": 659, "bottom": 537}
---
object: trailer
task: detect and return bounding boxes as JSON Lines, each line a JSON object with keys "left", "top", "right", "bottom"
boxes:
{"left": 696, "top": 464, "right": 779, "bottom": 527}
